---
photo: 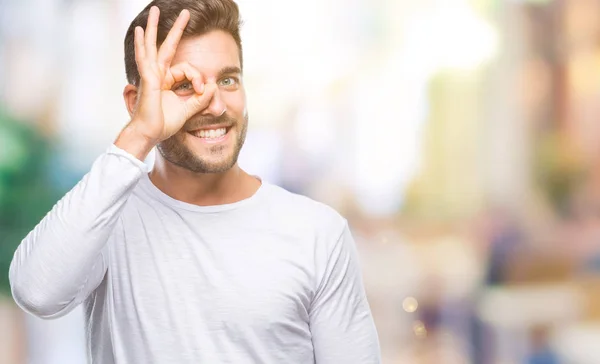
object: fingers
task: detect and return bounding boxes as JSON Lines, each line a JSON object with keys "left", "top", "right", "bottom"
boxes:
{"left": 134, "top": 26, "right": 146, "bottom": 72}
{"left": 136, "top": 7, "right": 190, "bottom": 87}
{"left": 157, "top": 9, "right": 190, "bottom": 68}
{"left": 170, "top": 62, "right": 205, "bottom": 94}
{"left": 144, "top": 6, "right": 159, "bottom": 61}
{"left": 184, "top": 83, "right": 217, "bottom": 119}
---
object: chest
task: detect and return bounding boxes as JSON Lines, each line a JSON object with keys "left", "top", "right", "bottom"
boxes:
{"left": 106, "top": 211, "right": 315, "bottom": 336}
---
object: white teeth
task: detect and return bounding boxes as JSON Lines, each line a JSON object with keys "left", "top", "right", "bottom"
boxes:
{"left": 192, "top": 128, "right": 227, "bottom": 139}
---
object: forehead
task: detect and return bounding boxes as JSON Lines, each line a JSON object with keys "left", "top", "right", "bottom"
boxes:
{"left": 171, "top": 30, "right": 240, "bottom": 74}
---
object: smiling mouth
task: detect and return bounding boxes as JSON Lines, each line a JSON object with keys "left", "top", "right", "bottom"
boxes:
{"left": 187, "top": 126, "right": 232, "bottom": 143}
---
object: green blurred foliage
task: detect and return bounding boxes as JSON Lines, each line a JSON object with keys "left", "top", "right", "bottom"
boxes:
{"left": 0, "top": 109, "right": 61, "bottom": 296}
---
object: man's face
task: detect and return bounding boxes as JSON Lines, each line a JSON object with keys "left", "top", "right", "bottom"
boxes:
{"left": 157, "top": 30, "right": 247, "bottom": 173}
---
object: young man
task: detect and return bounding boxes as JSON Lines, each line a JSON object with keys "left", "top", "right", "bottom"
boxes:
{"left": 9, "top": 0, "right": 381, "bottom": 362}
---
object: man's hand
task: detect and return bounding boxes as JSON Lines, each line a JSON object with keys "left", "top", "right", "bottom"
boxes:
{"left": 116, "top": 6, "right": 216, "bottom": 160}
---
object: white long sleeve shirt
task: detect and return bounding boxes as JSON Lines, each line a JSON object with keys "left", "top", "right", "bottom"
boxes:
{"left": 9, "top": 145, "right": 381, "bottom": 363}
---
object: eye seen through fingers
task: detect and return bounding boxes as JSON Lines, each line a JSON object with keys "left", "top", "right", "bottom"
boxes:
{"left": 173, "top": 81, "right": 194, "bottom": 96}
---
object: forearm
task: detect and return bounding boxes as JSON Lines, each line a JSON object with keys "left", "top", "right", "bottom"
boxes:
{"left": 9, "top": 143, "right": 149, "bottom": 318}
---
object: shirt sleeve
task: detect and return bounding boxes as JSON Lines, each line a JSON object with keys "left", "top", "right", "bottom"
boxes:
{"left": 309, "top": 222, "right": 382, "bottom": 364}
{"left": 9, "top": 145, "right": 148, "bottom": 319}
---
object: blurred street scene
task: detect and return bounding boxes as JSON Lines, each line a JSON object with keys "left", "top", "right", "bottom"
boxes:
{"left": 2, "top": 0, "right": 600, "bottom": 363}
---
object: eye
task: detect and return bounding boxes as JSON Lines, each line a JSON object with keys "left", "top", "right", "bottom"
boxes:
{"left": 175, "top": 82, "right": 193, "bottom": 91}
{"left": 172, "top": 81, "right": 194, "bottom": 96}
{"left": 218, "top": 77, "right": 239, "bottom": 88}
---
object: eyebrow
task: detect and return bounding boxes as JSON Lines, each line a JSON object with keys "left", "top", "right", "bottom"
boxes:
{"left": 217, "top": 66, "right": 242, "bottom": 78}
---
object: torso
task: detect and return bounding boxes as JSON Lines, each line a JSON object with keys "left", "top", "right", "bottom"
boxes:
{"left": 83, "top": 178, "right": 344, "bottom": 364}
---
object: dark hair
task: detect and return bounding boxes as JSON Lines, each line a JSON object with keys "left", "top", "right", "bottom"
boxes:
{"left": 124, "top": 0, "right": 243, "bottom": 86}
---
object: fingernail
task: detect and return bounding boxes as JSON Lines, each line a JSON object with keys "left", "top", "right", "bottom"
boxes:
{"left": 199, "top": 82, "right": 205, "bottom": 94}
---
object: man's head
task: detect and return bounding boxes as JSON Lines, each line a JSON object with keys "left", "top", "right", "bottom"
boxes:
{"left": 123, "top": 0, "right": 248, "bottom": 174}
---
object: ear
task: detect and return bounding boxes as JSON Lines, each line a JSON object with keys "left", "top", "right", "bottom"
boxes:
{"left": 123, "top": 84, "right": 139, "bottom": 118}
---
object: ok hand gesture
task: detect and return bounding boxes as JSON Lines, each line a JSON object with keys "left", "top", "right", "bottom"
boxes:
{"left": 130, "top": 6, "right": 216, "bottom": 144}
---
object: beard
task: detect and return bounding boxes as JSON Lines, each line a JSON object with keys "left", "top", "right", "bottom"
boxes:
{"left": 156, "top": 112, "right": 248, "bottom": 174}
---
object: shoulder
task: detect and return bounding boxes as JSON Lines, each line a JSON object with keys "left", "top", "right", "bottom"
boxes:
{"left": 260, "top": 182, "right": 348, "bottom": 239}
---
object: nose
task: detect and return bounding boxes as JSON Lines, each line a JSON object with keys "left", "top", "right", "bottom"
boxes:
{"left": 201, "top": 88, "right": 226, "bottom": 117}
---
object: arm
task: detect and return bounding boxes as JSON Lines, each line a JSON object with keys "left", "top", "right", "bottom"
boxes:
{"left": 310, "top": 223, "right": 382, "bottom": 363}
{"left": 9, "top": 142, "right": 150, "bottom": 319}
{"left": 10, "top": 6, "right": 215, "bottom": 320}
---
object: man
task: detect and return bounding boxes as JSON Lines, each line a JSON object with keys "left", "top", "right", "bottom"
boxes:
{"left": 9, "top": 0, "right": 381, "bottom": 362}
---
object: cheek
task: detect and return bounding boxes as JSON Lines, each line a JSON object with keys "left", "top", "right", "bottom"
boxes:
{"left": 223, "top": 90, "right": 246, "bottom": 116}
{"left": 174, "top": 130, "right": 191, "bottom": 145}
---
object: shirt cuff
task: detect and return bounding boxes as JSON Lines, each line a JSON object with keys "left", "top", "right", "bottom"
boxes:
{"left": 107, "top": 144, "right": 150, "bottom": 173}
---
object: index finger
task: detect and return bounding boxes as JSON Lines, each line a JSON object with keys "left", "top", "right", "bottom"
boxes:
{"left": 170, "top": 62, "right": 205, "bottom": 94}
{"left": 157, "top": 9, "right": 190, "bottom": 68}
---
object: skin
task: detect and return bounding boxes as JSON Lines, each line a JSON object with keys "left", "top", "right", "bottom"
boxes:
{"left": 116, "top": 6, "right": 261, "bottom": 206}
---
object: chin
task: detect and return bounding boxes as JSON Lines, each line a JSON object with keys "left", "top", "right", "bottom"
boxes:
{"left": 193, "top": 156, "right": 237, "bottom": 173}
{"left": 180, "top": 145, "right": 240, "bottom": 173}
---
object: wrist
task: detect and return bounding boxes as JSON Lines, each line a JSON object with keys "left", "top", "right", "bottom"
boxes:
{"left": 114, "top": 121, "right": 158, "bottom": 161}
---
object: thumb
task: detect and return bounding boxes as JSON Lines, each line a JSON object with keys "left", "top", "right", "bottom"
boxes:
{"left": 183, "top": 83, "right": 217, "bottom": 119}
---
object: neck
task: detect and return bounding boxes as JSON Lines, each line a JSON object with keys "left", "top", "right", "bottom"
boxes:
{"left": 149, "top": 154, "right": 261, "bottom": 206}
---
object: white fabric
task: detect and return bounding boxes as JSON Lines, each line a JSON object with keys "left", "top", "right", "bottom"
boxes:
{"left": 9, "top": 145, "right": 380, "bottom": 363}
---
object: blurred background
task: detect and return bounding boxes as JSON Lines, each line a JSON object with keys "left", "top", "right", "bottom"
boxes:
{"left": 2, "top": 0, "right": 600, "bottom": 362}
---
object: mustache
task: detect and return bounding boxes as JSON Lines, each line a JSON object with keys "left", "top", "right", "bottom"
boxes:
{"left": 185, "top": 113, "right": 237, "bottom": 131}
